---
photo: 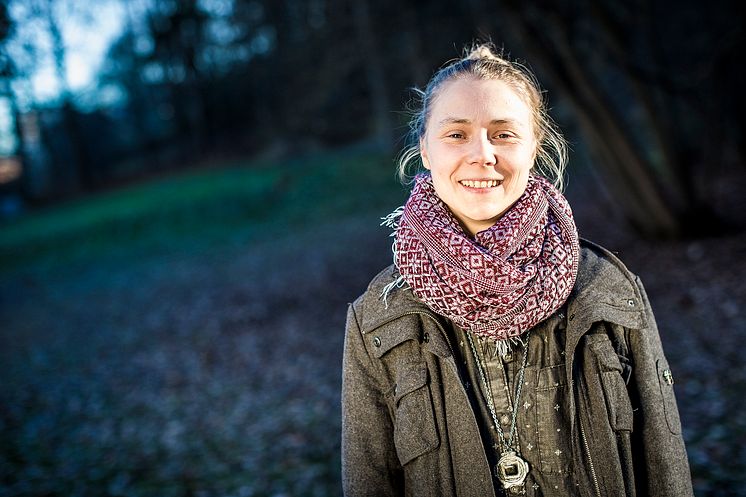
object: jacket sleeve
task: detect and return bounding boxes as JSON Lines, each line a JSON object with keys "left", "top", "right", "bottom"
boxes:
{"left": 341, "top": 303, "right": 403, "bottom": 496}
{"left": 629, "top": 276, "right": 694, "bottom": 497}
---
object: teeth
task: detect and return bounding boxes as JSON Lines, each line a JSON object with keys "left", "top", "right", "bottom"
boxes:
{"left": 461, "top": 180, "right": 501, "bottom": 188}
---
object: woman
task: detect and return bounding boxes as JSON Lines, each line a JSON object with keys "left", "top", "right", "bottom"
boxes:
{"left": 341, "top": 44, "right": 693, "bottom": 497}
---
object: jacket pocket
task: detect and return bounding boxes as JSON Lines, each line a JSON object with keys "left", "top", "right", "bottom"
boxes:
{"left": 393, "top": 362, "right": 440, "bottom": 465}
{"left": 657, "top": 359, "right": 682, "bottom": 435}
{"left": 601, "top": 372, "right": 633, "bottom": 431}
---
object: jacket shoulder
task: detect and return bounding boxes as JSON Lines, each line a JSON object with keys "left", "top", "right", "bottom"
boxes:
{"left": 576, "top": 239, "right": 639, "bottom": 294}
{"left": 351, "top": 264, "right": 426, "bottom": 334}
{"left": 570, "top": 239, "right": 648, "bottom": 331}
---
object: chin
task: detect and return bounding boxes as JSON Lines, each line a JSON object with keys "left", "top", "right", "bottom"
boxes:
{"left": 462, "top": 214, "right": 501, "bottom": 229}
{"left": 469, "top": 207, "right": 506, "bottom": 223}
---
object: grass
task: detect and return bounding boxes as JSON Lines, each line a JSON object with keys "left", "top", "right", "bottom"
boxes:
{"left": 0, "top": 147, "right": 406, "bottom": 275}
{"left": 0, "top": 147, "right": 406, "bottom": 497}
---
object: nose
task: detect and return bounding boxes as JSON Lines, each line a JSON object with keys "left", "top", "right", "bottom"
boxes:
{"left": 468, "top": 132, "right": 496, "bottom": 166}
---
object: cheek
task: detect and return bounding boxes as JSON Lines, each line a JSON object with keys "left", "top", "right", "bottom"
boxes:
{"left": 504, "top": 161, "right": 532, "bottom": 195}
{"left": 508, "top": 147, "right": 536, "bottom": 177}
{"left": 422, "top": 145, "right": 450, "bottom": 174}
{"left": 431, "top": 175, "right": 451, "bottom": 198}
{"left": 503, "top": 161, "right": 531, "bottom": 184}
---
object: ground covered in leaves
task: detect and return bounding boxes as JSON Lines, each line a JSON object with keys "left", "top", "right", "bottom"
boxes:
{"left": 1, "top": 151, "right": 745, "bottom": 496}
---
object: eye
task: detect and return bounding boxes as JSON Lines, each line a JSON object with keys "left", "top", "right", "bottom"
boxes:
{"left": 494, "top": 132, "right": 514, "bottom": 140}
{"left": 446, "top": 132, "right": 465, "bottom": 139}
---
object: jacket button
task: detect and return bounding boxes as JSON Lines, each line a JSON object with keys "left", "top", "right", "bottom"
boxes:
{"left": 627, "top": 299, "right": 636, "bottom": 306}
{"left": 499, "top": 414, "right": 511, "bottom": 426}
{"left": 372, "top": 336, "right": 381, "bottom": 347}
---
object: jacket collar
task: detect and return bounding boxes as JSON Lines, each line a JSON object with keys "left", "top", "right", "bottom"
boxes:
{"left": 565, "top": 240, "right": 647, "bottom": 347}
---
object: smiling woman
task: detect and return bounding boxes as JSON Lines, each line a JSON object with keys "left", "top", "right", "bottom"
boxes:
{"left": 341, "top": 43, "right": 694, "bottom": 497}
{"left": 420, "top": 78, "right": 537, "bottom": 235}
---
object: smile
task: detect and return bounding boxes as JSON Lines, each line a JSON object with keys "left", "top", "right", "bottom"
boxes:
{"left": 459, "top": 179, "right": 502, "bottom": 188}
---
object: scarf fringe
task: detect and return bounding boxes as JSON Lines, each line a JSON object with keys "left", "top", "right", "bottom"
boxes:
{"left": 380, "top": 206, "right": 404, "bottom": 231}
{"left": 476, "top": 334, "right": 513, "bottom": 357}
{"left": 380, "top": 274, "right": 408, "bottom": 308}
{"left": 379, "top": 206, "right": 408, "bottom": 307}
{"left": 477, "top": 333, "right": 527, "bottom": 357}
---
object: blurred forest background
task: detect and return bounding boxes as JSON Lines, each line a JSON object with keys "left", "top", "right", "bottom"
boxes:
{"left": 1, "top": 0, "right": 745, "bottom": 496}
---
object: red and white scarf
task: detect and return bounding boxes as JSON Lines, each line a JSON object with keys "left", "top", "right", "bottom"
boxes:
{"left": 384, "top": 173, "right": 580, "bottom": 342}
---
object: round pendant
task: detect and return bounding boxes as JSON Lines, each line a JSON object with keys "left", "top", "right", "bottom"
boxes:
{"left": 496, "top": 451, "right": 529, "bottom": 490}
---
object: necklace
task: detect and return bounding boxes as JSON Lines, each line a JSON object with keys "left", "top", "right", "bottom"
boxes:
{"left": 466, "top": 331, "right": 531, "bottom": 493}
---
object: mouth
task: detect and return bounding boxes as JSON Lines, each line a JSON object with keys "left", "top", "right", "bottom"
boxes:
{"left": 459, "top": 179, "right": 503, "bottom": 189}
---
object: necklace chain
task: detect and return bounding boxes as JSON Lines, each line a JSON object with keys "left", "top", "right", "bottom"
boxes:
{"left": 466, "top": 331, "right": 531, "bottom": 454}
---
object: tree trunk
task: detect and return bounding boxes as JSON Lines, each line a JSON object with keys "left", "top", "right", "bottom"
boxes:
{"left": 45, "top": 0, "right": 95, "bottom": 191}
{"left": 497, "top": 5, "right": 681, "bottom": 238}
{"left": 351, "top": 0, "right": 393, "bottom": 151}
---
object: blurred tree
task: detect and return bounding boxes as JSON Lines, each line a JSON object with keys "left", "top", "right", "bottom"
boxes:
{"left": 227, "top": 0, "right": 378, "bottom": 152}
{"left": 1, "top": 0, "right": 102, "bottom": 195}
{"left": 145, "top": 0, "right": 211, "bottom": 155}
{"left": 39, "top": 0, "right": 96, "bottom": 190}
{"left": 351, "top": 0, "right": 393, "bottom": 150}
{"left": 0, "top": 1, "right": 22, "bottom": 158}
{"left": 481, "top": 0, "right": 742, "bottom": 238}
{"left": 97, "top": 1, "right": 170, "bottom": 177}
{"left": 0, "top": 0, "right": 54, "bottom": 201}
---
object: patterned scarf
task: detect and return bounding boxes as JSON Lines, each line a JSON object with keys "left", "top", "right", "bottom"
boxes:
{"left": 384, "top": 173, "right": 580, "bottom": 342}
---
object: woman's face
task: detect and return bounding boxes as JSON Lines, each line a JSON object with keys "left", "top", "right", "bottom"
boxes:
{"left": 420, "top": 77, "right": 537, "bottom": 236}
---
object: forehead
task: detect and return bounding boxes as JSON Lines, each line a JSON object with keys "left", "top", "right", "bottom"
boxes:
{"left": 429, "top": 77, "right": 533, "bottom": 128}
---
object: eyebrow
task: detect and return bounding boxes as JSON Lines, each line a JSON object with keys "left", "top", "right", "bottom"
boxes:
{"left": 436, "top": 117, "right": 523, "bottom": 127}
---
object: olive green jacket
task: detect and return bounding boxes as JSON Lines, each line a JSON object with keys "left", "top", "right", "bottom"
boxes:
{"left": 341, "top": 241, "right": 693, "bottom": 497}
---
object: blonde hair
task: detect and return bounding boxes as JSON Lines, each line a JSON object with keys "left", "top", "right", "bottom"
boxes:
{"left": 397, "top": 43, "right": 568, "bottom": 190}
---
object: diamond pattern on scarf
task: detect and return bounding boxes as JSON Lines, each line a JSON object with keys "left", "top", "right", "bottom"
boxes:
{"left": 394, "top": 173, "right": 580, "bottom": 341}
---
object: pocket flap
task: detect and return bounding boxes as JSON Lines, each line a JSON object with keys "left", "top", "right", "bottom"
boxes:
{"left": 367, "top": 315, "right": 421, "bottom": 358}
{"left": 537, "top": 364, "right": 567, "bottom": 390}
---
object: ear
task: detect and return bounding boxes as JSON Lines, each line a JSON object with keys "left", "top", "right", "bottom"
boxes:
{"left": 420, "top": 138, "right": 431, "bottom": 170}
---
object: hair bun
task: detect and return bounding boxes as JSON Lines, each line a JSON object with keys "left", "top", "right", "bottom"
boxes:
{"left": 465, "top": 43, "right": 506, "bottom": 64}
